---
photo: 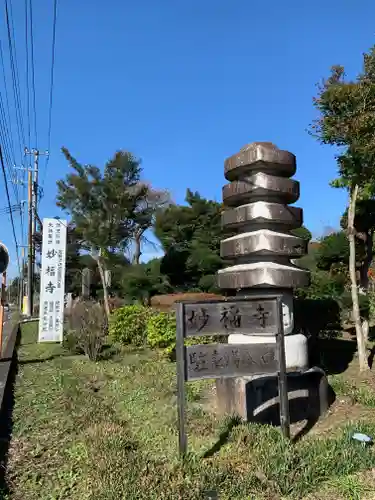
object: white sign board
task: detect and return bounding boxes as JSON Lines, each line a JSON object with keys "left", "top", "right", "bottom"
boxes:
{"left": 38, "top": 218, "right": 67, "bottom": 342}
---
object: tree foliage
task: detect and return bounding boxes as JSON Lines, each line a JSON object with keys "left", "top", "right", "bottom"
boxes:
{"left": 58, "top": 148, "right": 147, "bottom": 253}
{"left": 291, "top": 226, "right": 312, "bottom": 242}
{"left": 120, "top": 258, "right": 171, "bottom": 305}
{"left": 311, "top": 46, "right": 375, "bottom": 370}
{"left": 154, "top": 189, "right": 224, "bottom": 291}
{"left": 131, "top": 185, "right": 171, "bottom": 265}
{"left": 57, "top": 148, "right": 149, "bottom": 315}
{"left": 316, "top": 231, "right": 349, "bottom": 273}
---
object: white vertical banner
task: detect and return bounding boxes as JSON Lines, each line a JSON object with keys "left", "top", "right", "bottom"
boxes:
{"left": 38, "top": 218, "right": 67, "bottom": 342}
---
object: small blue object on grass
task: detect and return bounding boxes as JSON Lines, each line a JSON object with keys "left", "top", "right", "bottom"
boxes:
{"left": 352, "top": 433, "right": 373, "bottom": 446}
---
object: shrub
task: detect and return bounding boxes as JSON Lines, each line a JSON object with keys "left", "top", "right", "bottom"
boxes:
{"left": 146, "top": 311, "right": 176, "bottom": 354}
{"left": 146, "top": 310, "right": 219, "bottom": 356}
{"left": 66, "top": 300, "right": 108, "bottom": 361}
{"left": 339, "top": 290, "right": 370, "bottom": 323}
{"left": 294, "top": 297, "right": 341, "bottom": 339}
{"left": 109, "top": 305, "right": 151, "bottom": 346}
{"left": 63, "top": 329, "right": 84, "bottom": 355}
{"left": 369, "top": 290, "right": 375, "bottom": 321}
{"left": 295, "top": 270, "right": 346, "bottom": 300}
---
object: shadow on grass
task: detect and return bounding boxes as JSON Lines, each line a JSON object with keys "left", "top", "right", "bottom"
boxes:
{"left": 0, "top": 327, "right": 21, "bottom": 497}
{"left": 18, "top": 351, "right": 74, "bottom": 365}
{"left": 292, "top": 383, "right": 336, "bottom": 443}
{"left": 98, "top": 344, "right": 122, "bottom": 361}
{"left": 202, "top": 415, "right": 241, "bottom": 458}
{"left": 309, "top": 338, "right": 357, "bottom": 375}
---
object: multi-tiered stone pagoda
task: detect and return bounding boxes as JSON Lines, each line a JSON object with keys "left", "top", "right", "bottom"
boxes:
{"left": 216, "top": 142, "right": 321, "bottom": 420}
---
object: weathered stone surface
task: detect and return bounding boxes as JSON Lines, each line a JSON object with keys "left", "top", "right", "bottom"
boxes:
{"left": 217, "top": 262, "right": 310, "bottom": 289}
{"left": 222, "top": 202, "right": 303, "bottom": 230}
{"left": 220, "top": 230, "right": 307, "bottom": 259}
{"left": 223, "top": 173, "right": 299, "bottom": 206}
{"left": 224, "top": 142, "right": 296, "bottom": 181}
{"left": 216, "top": 367, "right": 330, "bottom": 423}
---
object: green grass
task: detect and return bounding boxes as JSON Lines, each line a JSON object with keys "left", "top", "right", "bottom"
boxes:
{"left": 329, "top": 374, "right": 375, "bottom": 407}
{"left": 5, "top": 323, "right": 375, "bottom": 499}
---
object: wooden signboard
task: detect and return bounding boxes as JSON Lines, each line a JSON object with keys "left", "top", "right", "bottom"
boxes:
{"left": 183, "top": 298, "right": 278, "bottom": 337}
{"left": 186, "top": 343, "right": 278, "bottom": 381}
{"left": 175, "top": 295, "right": 290, "bottom": 457}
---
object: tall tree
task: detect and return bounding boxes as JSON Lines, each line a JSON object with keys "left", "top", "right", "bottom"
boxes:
{"left": 311, "top": 48, "right": 375, "bottom": 370}
{"left": 57, "top": 148, "right": 148, "bottom": 317}
{"left": 121, "top": 258, "right": 171, "bottom": 305}
{"left": 131, "top": 185, "right": 170, "bottom": 265}
{"left": 64, "top": 224, "right": 84, "bottom": 296}
{"left": 341, "top": 199, "right": 375, "bottom": 290}
{"left": 154, "top": 189, "right": 224, "bottom": 291}
{"left": 316, "top": 231, "right": 350, "bottom": 275}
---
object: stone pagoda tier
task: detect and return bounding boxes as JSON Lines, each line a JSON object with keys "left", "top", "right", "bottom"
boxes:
{"left": 218, "top": 142, "right": 310, "bottom": 294}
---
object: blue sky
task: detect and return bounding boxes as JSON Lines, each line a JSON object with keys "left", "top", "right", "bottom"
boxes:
{"left": 1, "top": 0, "right": 375, "bottom": 277}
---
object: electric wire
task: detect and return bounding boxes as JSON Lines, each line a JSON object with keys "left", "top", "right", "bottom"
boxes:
{"left": 41, "top": 0, "right": 58, "bottom": 185}
{"left": 4, "top": 0, "right": 26, "bottom": 153}
{"left": 28, "top": 0, "right": 37, "bottom": 149}
{"left": 0, "top": 144, "right": 21, "bottom": 274}
{"left": 24, "top": 0, "right": 31, "bottom": 156}
{"left": 3, "top": 0, "right": 25, "bottom": 245}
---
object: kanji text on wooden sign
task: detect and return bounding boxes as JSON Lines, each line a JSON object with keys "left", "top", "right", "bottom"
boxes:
{"left": 183, "top": 298, "right": 278, "bottom": 337}
{"left": 186, "top": 343, "right": 277, "bottom": 380}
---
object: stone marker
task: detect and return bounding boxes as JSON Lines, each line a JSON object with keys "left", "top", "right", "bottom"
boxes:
{"left": 216, "top": 142, "right": 329, "bottom": 422}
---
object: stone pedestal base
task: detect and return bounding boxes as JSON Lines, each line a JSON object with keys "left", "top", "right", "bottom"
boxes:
{"left": 216, "top": 367, "right": 331, "bottom": 425}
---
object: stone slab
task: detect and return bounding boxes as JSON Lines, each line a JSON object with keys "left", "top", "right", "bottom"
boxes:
{"left": 216, "top": 366, "right": 331, "bottom": 424}
{"left": 217, "top": 262, "right": 310, "bottom": 289}
{"left": 224, "top": 142, "right": 296, "bottom": 181}
{"left": 222, "top": 202, "right": 303, "bottom": 230}
{"left": 223, "top": 173, "right": 300, "bottom": 207}
{"left": 221, "top": 230, "right": 307, "bottom": 259}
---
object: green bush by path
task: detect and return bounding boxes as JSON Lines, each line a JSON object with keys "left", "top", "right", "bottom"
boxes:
{"left": 146, "top": 310, "right": 222, "bottom": 356}
{"left": 109, "top": 304, "right": 151, "bottom": 346}
{"left": 146, "top": 310, "right": 176, "bottom": 354}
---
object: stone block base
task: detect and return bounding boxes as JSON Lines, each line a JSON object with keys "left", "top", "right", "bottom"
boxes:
{"left": 216, "top": 367, "right": 332, "bottom": 424}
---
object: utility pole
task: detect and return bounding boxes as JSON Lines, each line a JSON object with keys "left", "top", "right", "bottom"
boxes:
{"left": 24, "top": 148, "right": 48, "bottom": 316}
{"left": 19, "top": 247, "right": 24, "bottom": 312}
{"left": 27, "top": 168, "right": 33, "bottom": 316}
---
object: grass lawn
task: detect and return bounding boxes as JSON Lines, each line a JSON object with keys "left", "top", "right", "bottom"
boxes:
{"left": 4, "top": 323, "right": 375, "bottom": 499}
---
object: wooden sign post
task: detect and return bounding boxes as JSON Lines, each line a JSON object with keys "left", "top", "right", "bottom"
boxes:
{"left": 176, "top": 295, "right": 290, "bottom": 456}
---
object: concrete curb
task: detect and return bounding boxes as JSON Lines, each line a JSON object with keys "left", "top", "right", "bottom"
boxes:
{"left": 0, "top": 322, "right": 20, "bottom": 412}
{"left": 20, "top": 317, "right": 39, "bottom": 324}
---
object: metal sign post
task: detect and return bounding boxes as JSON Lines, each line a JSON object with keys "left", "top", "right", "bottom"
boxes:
{"left": 176, "top": 302, "right": 188, "bottom": 456}
{"left": 176, "top": 295, "right": 290, "bottom": 457}
{"left": 276, "top": 296, "right": 290, "bottom": 439}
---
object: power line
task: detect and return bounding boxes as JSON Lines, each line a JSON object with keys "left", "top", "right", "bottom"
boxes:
{"left": 4, "top": 0, "right": 26, "bottom": 153}
{"left": 3, "top": 0, "right": 26, "bottom": 248}
{"left": 42, "top": 0, "right": 58, "bottom": 185}
{"left": 0, "top": 203, "right": 23, "bottom": 215}
{"left": 0, "top": 145, "right": 21, "bottom": 274}
{"left": 28, "top": 0, "right": 37, "bottom": 149}
{"left": 24, "top": 0, "right": 31, "bottom": 155}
